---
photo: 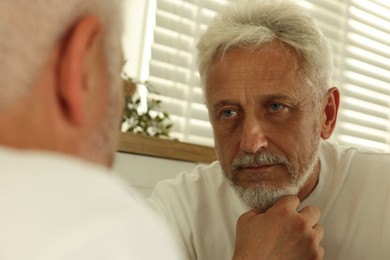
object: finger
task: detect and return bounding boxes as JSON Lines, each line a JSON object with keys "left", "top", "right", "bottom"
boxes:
{"left": 299, "top": 205, "right": 321, "bottom": 225}
{"left": 252, "top": 207, "right": 265, "bottom": 214}
{"left": 313, "top": 224, "right": 324, "bottom": 242}
{"left": 272, "top": 195, "right": 300, "bottom": 211}
{"left": 247, "top": 207, "right": 265, "bottom": 215}
{"left": 312, "top": 246, "right": 325, "bottom": 260}
{"left": 239, "top": 208, "right": 265, "bottom": 221}
{"left": 319, "top": 246, "right": 325, "bottom": 259}
{"left": 311, "top": 227, "right": 325, "bottom": 260}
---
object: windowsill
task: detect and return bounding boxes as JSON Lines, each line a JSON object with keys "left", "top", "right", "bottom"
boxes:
{"left": 117, "top": 132, "right": 217, "bottom": 163}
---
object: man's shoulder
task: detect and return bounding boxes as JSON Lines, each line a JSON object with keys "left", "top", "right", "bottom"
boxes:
{"left": 0, "top": 146, "right": 143, "bottom": 213}
{"left": 0, "top": 146, "right": 185, "bottom": 259}
{"left": 149, "top": 160, "right": 236, "bottom": 211}
{"left": 321, "top": 140, "right": 390, "bottom": 165}
{"left": 0, "top": 145, "right": 112, "bottom": 176}
{"left": 152, "top": 161, "right": 225, "bottom": 191}
{"left": 320, "top": 140, "right": 390, "bottom": 182}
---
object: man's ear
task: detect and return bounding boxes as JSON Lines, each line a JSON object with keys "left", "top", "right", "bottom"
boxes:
{"left": 320, "top": 87, "right": 340, "bottom": 139}
{"left": 57, "top": 16, "right": 103, "bottom": 127}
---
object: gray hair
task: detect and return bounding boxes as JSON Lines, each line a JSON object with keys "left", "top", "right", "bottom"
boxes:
{"left": 0, "top": 0, "right": 123, "bottom": 110}
{"left": 197, "top": 0, "right": 333, "bottom": 101}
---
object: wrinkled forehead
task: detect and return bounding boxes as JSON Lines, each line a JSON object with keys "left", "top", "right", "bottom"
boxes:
{"left": 204, "top": 42, "right": 315, "bottom": 108}
{"left": 207, "top": 41, "right": 304, "bottom": 82}
{"left": 204, "top": 41, "right": 306, "bottom": 97}
{"left": 207, "top": 42, "right": 303, "bottom": 82}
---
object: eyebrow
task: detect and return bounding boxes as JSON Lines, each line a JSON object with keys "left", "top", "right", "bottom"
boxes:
{"left": 211, "top": 93, "right": 297, "bottom": 109}
{"left": 211, "top": 100, "right": 241, "bottom": 112}
{"left": 260, "top": 94, "right": 297, "bottom": 103}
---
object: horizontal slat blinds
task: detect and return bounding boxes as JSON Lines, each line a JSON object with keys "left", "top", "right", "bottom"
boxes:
{"left": 146, "top": 0, "right": 390, "bottom": 150}
{"left": 148, "top": 0, "right": 229, "bottom": 146}
{"left": 336, "top": 0, "right": 390, "bottom": 151}
{"left": 300, "top": 0, "right": 346, "bottom": 85}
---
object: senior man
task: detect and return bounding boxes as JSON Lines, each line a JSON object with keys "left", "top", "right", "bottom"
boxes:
{"left": 149, "top": 0, "right": 390, "bottom": 259}
{"left": 0, "top": 0, "right": 183, "bottom": 259}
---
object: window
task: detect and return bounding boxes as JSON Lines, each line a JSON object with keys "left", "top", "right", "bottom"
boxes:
{"left": 123, "top": 0, "right": 390, "bottom": 151}
{"left": 333, "top": 0, "right": 390, "bottom": 151}
{"left": 145, "top": 0, "right": 229, "bottom": 146}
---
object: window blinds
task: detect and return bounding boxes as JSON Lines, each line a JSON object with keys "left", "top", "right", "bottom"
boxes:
{"left": 148, "top": 0, "right": 228, "bottom": 146}
{"left": 147, "top": 0, "right": 390, "bottom": 151}
{"left": 335, "top": 0, "right": 390, "bottom": 151}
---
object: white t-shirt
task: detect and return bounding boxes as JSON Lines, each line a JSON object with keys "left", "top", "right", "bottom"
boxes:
{"left": 149, "top": 141, "right": 390, "bottom": 260}
{"left": 0, "top": 147, "right": 183, "bottom": 260}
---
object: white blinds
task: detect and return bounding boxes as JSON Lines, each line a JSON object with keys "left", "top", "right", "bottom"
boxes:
{"left": 146, "top": 0, "right": 390, "bottom": 150}
{"left": 148, "top": 0, "right": 228, "bottom": 146}
{"left": 336, "top": 0, "right": 390, "bottom": 151}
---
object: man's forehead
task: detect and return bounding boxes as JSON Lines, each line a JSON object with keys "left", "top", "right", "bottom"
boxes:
{"left": 210, "top": 40, "right": 300, "bottom": 66}
{"left": 209, "top": 81, "right": 313, "bottom": 108}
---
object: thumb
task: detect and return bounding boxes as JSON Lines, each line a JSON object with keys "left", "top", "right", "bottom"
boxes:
{"left": 271, "top": 195, "right": 300, "bottom": 211}
{"left": 241, "top": 208, "right": 265, "bottom": 220}
{"left": 252, "top": 207, "right": 265, "bottom": 214}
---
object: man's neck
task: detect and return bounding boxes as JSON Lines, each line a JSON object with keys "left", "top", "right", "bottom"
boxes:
{"left": 297, "top": 160, "right": 321, "bottom": 202}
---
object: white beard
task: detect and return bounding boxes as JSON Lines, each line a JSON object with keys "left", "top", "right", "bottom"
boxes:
{"left": 224, "top": 145, "right": 320, "bottom": 211}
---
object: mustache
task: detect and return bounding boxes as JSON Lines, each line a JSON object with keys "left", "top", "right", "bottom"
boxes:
{"left": 232, "top": 152, "right": 291, "bottom": 171}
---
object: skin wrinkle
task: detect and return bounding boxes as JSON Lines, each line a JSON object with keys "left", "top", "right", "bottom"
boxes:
{"left": 205, "top": 42, "right": 312, "bottom": 102}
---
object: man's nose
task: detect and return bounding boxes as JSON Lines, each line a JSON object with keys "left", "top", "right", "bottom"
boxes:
{"left": 239, "top": 115, "right": 268, "bottom": 154}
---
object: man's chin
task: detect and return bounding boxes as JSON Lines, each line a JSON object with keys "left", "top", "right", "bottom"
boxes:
{"left": 235, "top": 179, "right": 291, "bottom": 190}
{"left": 233, "top": 182, "right": 299, "bottom": 210}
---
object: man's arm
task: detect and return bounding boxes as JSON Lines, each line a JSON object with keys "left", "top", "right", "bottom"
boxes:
{"left": 233, "top": 196, "right": 324, "bottom": 260}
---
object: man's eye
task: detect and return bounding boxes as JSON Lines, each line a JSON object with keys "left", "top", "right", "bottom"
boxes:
{"left": 221, "top": 110, "right": 237, "bottom": 118}
{"left": 269, "top": 103, "right": 284, "bottom": 111}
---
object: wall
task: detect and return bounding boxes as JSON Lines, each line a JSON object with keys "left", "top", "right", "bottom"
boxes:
{"left": 114, "top": 152, "right": 199, "bottom": 198}
{"left": 122, "top": 0, "right": 150, "bottom": 80}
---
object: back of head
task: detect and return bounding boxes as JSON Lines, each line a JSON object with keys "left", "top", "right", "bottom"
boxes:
{"left": 0, "top": 0, "right": 122, "bottom": 110}
{"left": 197, "top": 0, "right": 333, "bottom": 99}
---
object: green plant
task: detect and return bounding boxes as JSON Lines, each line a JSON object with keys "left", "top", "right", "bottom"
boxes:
{"left": 121, "top": 75, "right": 173, "bottom": 139}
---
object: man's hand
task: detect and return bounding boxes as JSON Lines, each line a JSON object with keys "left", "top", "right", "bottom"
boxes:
{"left": 232, "top": 195, "right": 324, "bottom": 260}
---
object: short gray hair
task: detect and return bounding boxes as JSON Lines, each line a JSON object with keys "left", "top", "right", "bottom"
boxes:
{"left": 0, "top": 0, "right": 122, "bottom": 110}
{"left": 197, "top": 0, "right": 333, "bottom": 100}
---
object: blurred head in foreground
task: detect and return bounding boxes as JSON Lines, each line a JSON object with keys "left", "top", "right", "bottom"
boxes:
{"left": 0, "top": 0, "right": 124, "bottom": 167}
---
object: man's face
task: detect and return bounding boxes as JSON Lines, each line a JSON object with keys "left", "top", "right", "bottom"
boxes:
{"left": 206, "top": 42, "right": 322, "bottom": 210}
